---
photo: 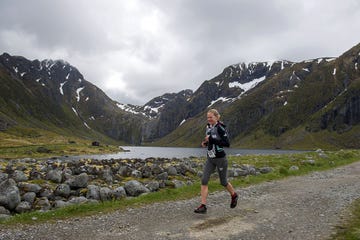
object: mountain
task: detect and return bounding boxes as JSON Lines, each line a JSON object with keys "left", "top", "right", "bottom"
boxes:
{"left": 156, "top": 43, "right": 360, "bottom": 149}
{"left": 1, "top": 42, "right": 360, "bottom": 149}
{"left": 0, "top": 53, "right": 145, "bottom": 144}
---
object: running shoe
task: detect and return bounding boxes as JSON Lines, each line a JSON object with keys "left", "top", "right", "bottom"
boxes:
{"left": 230, "top": 193, "right": 238, "bottom": 208}
{"left": 194, "top": 204, "right": 207, "bottom": 214}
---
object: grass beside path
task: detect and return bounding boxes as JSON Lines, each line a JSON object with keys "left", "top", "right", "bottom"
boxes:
{"left": 330, "top": 199, "right": 360, "bottom": 240}
{"left": 1, "top": 149, "right": 360, "bottom": 228}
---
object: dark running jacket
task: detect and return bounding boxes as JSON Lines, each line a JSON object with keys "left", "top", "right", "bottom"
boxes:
{"left": 206, "top": 121, "right": 230, "bottom": 158}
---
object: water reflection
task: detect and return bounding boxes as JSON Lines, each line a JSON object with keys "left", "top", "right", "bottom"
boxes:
{"left": 63, "top": 146, "right": 305, "bottom": 160}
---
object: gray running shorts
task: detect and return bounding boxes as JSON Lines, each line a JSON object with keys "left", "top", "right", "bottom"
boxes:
{"left": 201, "top": 156, "right": 228, "bottom": 187}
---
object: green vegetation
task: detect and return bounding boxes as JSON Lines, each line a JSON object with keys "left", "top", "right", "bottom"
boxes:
{"left": 1, "top": 149, "right": 360, "bottom": 226}
{"left": 330, "top": 199, "right": 360, "bottom": 240}
{"left": 0, "top": 126, "right": 122, "bottom": 159}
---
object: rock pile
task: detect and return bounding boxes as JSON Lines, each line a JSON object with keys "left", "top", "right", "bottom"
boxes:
{"left": 0, "top": 157, "right": 271, "bottom": 218}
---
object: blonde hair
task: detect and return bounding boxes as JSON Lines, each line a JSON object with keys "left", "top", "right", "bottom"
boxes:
{"left": 208, "top": 109, "right": 220, "bottom": 119}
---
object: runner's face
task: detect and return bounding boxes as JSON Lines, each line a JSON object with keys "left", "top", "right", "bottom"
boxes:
{"left": 207, "top": 112, "right": 218, "bottom": 125}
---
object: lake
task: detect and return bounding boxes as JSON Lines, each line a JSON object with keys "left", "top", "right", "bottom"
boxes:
{"left": 63, "top": 146, "right": 305, "bottom": 160}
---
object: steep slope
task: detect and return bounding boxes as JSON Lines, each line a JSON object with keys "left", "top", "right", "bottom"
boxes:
{"left": 156, "top": 43, "right": 360, "bottom": 149}
{"left": 139, "top": 61, "right": 292, "bottom": 143}
{"left": 0, "top": 53, "right": 145, "bottom": 144}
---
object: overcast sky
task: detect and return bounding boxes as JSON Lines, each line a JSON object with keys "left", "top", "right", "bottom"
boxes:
{"left": 1, "top": 0, "right": 360, "bottom": 105}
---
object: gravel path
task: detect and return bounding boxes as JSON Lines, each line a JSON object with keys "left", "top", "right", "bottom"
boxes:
{"left": 1, "top": 161, "right": 360, "bottom": 240}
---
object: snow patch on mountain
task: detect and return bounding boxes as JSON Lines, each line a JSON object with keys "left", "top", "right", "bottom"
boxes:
{"left": 76, "top": 87, "right": 85, "bottom": 102}
{"left": 229, "top": 76, "right": 266, "bottom": 93}
{"left": 208, "top": 97, "right": 232, "bottom": 108}
{"left": 59, "top": 81, "right": 67, "bottom": 95}
{"left": 83, "top": 122, "right": 91, "bottom": 129}
{"left": 72, "top": 107, "right": 78, "bottom": 116}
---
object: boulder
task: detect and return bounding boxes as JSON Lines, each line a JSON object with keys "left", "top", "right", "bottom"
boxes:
{"left": 156, "top": 172, "right": 168, "bottom": 181}
{"left": 86, "top": 185, "right": 100, "bottom": 200}
{"left": 141, "top": 166, "right": 152, "bottom": 178}
{"left": 22, "top": 192, "right": 36, "bottom": 204}
{"left": 289, "top": 166, "right": 299, "bottom": 171}
{"left": 102, "top": 166, "right": 113, "bottom": 183}
{"left": 166, "top": 166, "right": 177, "bottom": 176}
{"left": 241, "top": 164, "right": 257, "bottom": 175}
{"left": 112, "top": 187, "right": 126, "bottom": 200}
{"left": 46, "top": 170, "right": 63, "bottom": 183}
{"left": 54, "top": 184, "right": 71, "bottom": 198}
{"left": 145, "top": 181, "right": 160, "bottom": 192}
{"left": 172, "top": 180, "right": 185, "bottom": 188}
{"left": 15, "top": 201, "right": 32, "bottom": 213}
{"left": 29, "top": 168, "right": 43, "bottom": 180}
{"left": 68, "top": 196, "right": 88, "bottom": 204}
{"left": 131, "top": 170, "right": 142, "bottom": 178}
{"left": 99, "top": 187, "right": 112, "bottom": 201}
{"left": 12, "top": 170, "right": 28, "bottom": 182}
{"left": 0, "top": 172, "right": 9, "bottom": 182}
{"left": 151, "top": 164, "right": 163, "bottom": 175}
{"left": 118, "top": 166, "right": 131, "bottom": 177}
{"left": 18, "top": 182, "right": 42, "bottom": 194}
{"left": 234, "top": 168, "right": 249, "bottom": 177}
{"left": 259, "top": 167, "right": 273, "bottom": 174}
{"left": 124, "top": 180, "right": 150, "bottom": 197}
{"left": 53, "top": 200, "right": 71, "bottom": 209}
{"left": 0, "top": 206, "right": 10, "bottom": 215}
{"left": 67, "top": 173, "right": 89, "bottom": 189}
{"left": 34, "top": 197, "right": 51, "bottom": 211}
{"left": 0, "top": 179, "right": 21, "bottom": 210}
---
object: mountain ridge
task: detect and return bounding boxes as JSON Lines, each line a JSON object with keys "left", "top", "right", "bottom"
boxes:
{"left": 1, "top": 42, "right": 360, "bottom": 149}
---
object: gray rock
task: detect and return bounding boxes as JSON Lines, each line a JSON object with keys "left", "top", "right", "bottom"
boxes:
{"left": 145, "top": 181, "right": 160, "bottom": 192}
{"left": 15, "top": 201, "right": 32, "bottom": 213}
{"left": 234, "top": 168, "right": 249, "bottom": 176}
{"left": 99, "top": 187, "right": 112, "bottom": 201}
{"left": 124, "top": 180, "right": 150, "bottom": 197}
{"left": 102, "top": 166, "right": 113, "bottom": 183}
{"left": 151, "top": 164, "right": 163, "bottom": 175}
{"left": 112, "top": 186, "right": 126, "bottom": 200}
{"left": 131, "top": 170, "right": 142, "bottom": 178}
{"left": 302, "top": 159, "right": 316, "bottom": 165}
{"left": 54, "top": 184, "right": 71, "bottom": 198}
{"left": 39, "top": 187, "right": 52, "bottom": 198}
{"left": 67, "top": 173, "right": 89, "bottom": 189}
{"left": 62, "top": 168, "right": 73, "bottom": 181}
{"left": 172, "top": 180, "right": 185, "bottom": 188}
{"left": 156, "top": 172, "right": 168, "bottom": 181}
{"left": 141, "top": 166, "right": 152, "bottom": 178}
{"left": 0, "top": 206, "right": 10, "bottom": 215}
{"left": 18, "top": 182, "right": 42, "bottom": 194}
{"left": 53, "top": 200, "right": 71, "bottom": 209}
{"left": 46, "top": 170, "right": 63, "bottom": 183}
{"left": 118, "top": 166, "right": 131, "bottom": 177}
{"left": 227, "top": 169, "right": 236, "bottom": 177}
{"left": 12, "top": 170, "right": 28, "bottom": 182}
{"left": 86, "top": 185, "right": 100, "bottom": 200}
{"left": 289, "top": 166, "right": 299, "bottom": 171}
{"left": 34, "top": 197, "right": 51, "bottom": 211}
{"left": 166, "top": 166, "right": 177, "bottom": 176}
{"left": 22, "top": 192, "right": 36, "bottom": 204}
{"left": 259, "top": 167, "right": 273, "bottom": 174}
{"left": 68, "top": 196, "right": 88, "bottom": 204}
{"left": 0, "top": 172, "right": 9, "bottom": 182}
{"left": 0, "top": 179, "right": 21, "bottom": 210}
{"left": 241, "top": 164, "right": 257, "bottom": 175}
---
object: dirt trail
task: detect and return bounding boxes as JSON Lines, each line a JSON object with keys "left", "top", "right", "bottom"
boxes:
{"left": 2, "top": 161, "right": 360, "bottom": 240}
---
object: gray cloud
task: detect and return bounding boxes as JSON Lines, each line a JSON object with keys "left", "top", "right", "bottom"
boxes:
{"left": 1, "top": 0, "right": 360, "bottom": 105}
